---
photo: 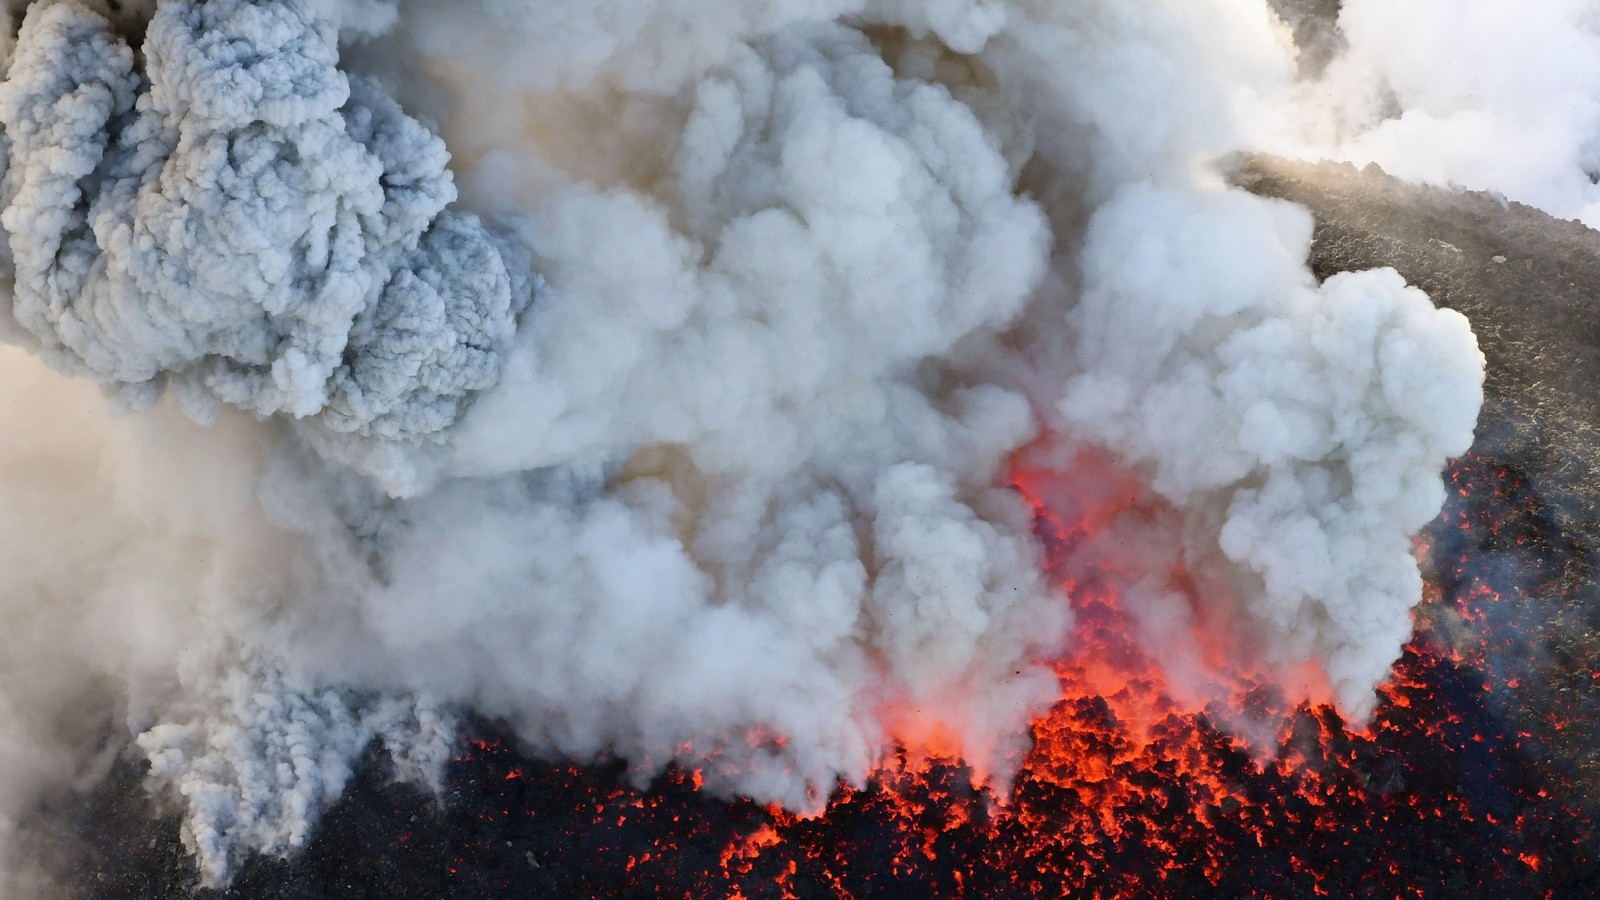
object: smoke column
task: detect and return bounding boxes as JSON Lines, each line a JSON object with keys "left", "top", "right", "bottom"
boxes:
{"left": 0, "top": 0, "right": 1497, "bottom": 887}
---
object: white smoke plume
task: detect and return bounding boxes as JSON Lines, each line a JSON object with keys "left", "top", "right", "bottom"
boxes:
{"left": 0, "top": 0, "right": 1487, "bottom": 888}
{"left": 1059, "top": 185, "right": 1482, "bottom": 717}
{"left": 1271, "top": 0, "right": 1600, "bottom": 226}
{"left": 139, "top": 670, "right": 453, "bottom": 885}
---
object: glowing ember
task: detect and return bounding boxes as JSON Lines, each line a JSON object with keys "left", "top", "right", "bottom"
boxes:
{"left": 150, "top": 447, "right": 1596, "bottom": 898}
{"left": 599, "top": 449, "right": 1594, "bottom": 899}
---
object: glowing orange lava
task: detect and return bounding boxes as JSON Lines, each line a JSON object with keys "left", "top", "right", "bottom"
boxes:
{"left": 428, "top": 450, "right": 1595, "bottom": 898}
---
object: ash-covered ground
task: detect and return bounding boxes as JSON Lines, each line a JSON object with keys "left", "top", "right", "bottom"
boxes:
{"left": 14, "top": 160, "right": 1600, "bottom": 899}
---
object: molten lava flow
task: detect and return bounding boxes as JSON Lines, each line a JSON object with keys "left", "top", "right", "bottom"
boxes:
{"left": 397, "top": 449, "right": 1598, "bottom": 898}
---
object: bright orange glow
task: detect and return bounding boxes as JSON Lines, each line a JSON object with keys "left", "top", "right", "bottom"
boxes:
{"left": 445, "top": 450, "right": 1589, "bottom": 898}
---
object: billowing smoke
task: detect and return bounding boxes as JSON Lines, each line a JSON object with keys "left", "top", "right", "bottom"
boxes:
{"left": 1059, "top": 186, "right": 1481, "bottom": 718}
{"left": 0, "top": 0, "right": 529, "bottom": 493}
{"left": 0, "top": 0, "right": 1488, "bottom": 888}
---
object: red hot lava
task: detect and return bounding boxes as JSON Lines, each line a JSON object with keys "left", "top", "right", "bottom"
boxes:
{"left": 190, "top": 449, "right": 1600, "bottom": 898}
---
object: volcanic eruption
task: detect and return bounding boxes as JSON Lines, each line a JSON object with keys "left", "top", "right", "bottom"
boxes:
{"left": 0, "top": 0, "right": 1596, "bottom": 896}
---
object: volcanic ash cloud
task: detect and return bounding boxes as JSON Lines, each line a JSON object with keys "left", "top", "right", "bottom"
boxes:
{"left": 0, "top": 0, "right": 1484, "bottom": 887}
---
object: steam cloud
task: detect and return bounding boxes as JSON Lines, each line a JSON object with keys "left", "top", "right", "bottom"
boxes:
{"left": 0, "top": 0, "right": 1495, "bottom": 887}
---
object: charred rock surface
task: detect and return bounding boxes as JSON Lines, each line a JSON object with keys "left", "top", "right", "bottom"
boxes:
{"left": 33, "top": 160, "right": 1600, "bottom": 898}
{"left": 1241, "top": 156, "right": 1600, "bottom": 799}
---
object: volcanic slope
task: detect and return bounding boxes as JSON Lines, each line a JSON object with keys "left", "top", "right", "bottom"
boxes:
{"left": 1238, "top": 154, "right": 1600, "bottom": 804}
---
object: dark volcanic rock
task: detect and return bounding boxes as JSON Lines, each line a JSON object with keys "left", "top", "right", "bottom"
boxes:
{"left": 1238, "top": 154, "right": 1600, "bottom": 800}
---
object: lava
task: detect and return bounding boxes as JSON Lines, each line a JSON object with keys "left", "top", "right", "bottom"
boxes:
{"left": 169, "top": 448, "right": 1600, "bottom": 898}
